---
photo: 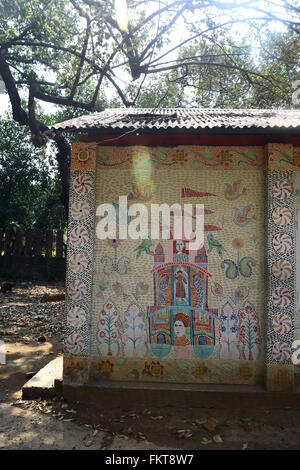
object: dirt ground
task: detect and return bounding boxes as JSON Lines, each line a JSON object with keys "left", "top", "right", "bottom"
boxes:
{"left": 1, "top": 282, "right": 300, "bottom": 450}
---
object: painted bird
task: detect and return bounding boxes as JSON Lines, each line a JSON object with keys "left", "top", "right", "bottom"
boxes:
{"left": 224, "top": 180, "right": 247, "bottom": 200}
{"left": 233, "top": 205, "right": 256, "bottom": 227}
{"left": 207, "top": 233, "right": 226, "bottom": 258}
{"left": 134, "top": 237, "right": 152, "bottom": 258}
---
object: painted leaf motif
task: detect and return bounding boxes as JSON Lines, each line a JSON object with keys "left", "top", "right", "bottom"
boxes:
{"left": 100, "top": 255, "right": 113, "bottom": 276}
{"left": 239, "top": 257, "right": 256, "bottom": 277}
{"left": 221, "top": 259, "right": 238, "bottom": 280}
{"left": 117, "top": 256, "right": 130, "bottom": 275}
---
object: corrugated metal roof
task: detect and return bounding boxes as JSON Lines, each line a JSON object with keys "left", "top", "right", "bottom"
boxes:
{"left": 52, "top": 107, "right": 300, "bottom": 132}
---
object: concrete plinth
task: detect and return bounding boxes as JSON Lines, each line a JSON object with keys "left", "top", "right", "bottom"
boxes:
{"left": 62, "top": 380, "right": 300, "bottom": 409}
{"left": 22, "top": 356, "right": 63, "bottom": 399}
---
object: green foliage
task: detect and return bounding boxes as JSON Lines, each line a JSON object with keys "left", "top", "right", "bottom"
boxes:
{"left": 0, "top": 116, "right": 66, "bottom": 229}
{"left": 168, "top": 29, "right": 300, "bottom": 109}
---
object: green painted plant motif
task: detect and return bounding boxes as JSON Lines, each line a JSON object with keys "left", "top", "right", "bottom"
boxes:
{"left": 238, "top": 301, "right": 261, "bottom": 360}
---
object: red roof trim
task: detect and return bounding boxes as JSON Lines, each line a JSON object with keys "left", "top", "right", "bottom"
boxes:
{"left": 94, "top": 133, "right": 300, "bottom": 146}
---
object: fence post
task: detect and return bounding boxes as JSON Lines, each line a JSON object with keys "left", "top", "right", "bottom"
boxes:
{"left": 34, "top": 229, "right": 43, "bottom": 257}
{"left": 0, "top": 228, "right": 3, "bottom": 255}
{"left": 45, "top": 229, "right": 53, "bottom": 258}
{"left": 14, "top": 229, "right": 23, "bottom": 256}
{"left": 56, "top": 230, "right": 63, "bottom": 257}
{"left": 3, "top": 229, "right": 13, "bottom": 256}
{"left": 24, "top": 229, "right": 33, "bottom": 257}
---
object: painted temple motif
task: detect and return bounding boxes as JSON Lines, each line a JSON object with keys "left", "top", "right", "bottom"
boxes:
{"left": 147, "top": 236, "right": 219, "bottom": 359}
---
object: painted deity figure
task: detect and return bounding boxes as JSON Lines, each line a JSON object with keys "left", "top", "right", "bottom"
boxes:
{"left": 174, "top": 269, "right": 187, "bottom": 300}
{"left": 173, "top": 239, "right": 189, "bottom": 263}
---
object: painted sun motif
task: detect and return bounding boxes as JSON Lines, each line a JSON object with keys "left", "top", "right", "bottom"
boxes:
{"left": 68, "top": 280, "right": 87, "bottom": 300}
{"left": 71, "top": 201, "right": 90, "bottom": 220}
{"left": 272, "top": 313, "right": 292, "bottom": 334}
{"left": 273, "top": 180, "right": 293, "bottom": 200}
{"left": 272, "top": 259, "right": 292, "bottom": 280}
{"left": 69, "top": 253, "right": 88, "bottom": 273}
{"left": 73, "top": 174, "right": 93, "bottom": 195}
{"left": 272, "top": 180, "right": 292, "bottom": 200}
{"left": 272, "top": 233, "right": 292, "bottom": 254}
{"left": 67, "top": 306, "right": 87, "bottom": 328}
{"left": 272, "top": 341, "right": 291, "bottom": 362}
{"left": 65, "top": 333, "right": 85, "bottom": 354}
{"left": 272, "top": 207, "right": 292, "bottom": 226}
{"left": 272, "top": 287, "right": 291, "bottom": 308}
{"left": 77, "top": 149, "right": 91, "bottom": 163}
{"left": 70, "top": 226, "right": 89, "bottom": 248}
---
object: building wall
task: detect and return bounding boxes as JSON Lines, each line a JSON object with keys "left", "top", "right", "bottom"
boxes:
{"left": 293, "top": 165, "right": 300, "bottom": 357}
{"left": 63, "top": 141, "right": 300, "bottom": 390}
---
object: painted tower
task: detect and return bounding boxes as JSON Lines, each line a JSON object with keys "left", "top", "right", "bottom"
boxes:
{"left": 147, "top": 236, "right": 219, "bottom": 359}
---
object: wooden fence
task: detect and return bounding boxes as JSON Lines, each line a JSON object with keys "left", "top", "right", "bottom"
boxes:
{"left": 0, "top": 228, "right": 66, "bottom": 280}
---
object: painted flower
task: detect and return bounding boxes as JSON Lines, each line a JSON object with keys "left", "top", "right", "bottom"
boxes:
{"left": 276, "top": 371, "right": 292, "bottom": 386}
{"left": 238, "top": 366, "right": 252, "bottom": 378}
{"left": 65, "top": 333, "right": 85, "bottom": 354}
{"left": 150, "top": 362, "right": 164, "bottom": 377}
{"left": 114, "top": 321, "right": 121, "bottom": 328}
{"left": 172, "top": 150, "right": 188, "bottom": 165}
{"left": 100, "top": 319, "right": 105, "bottom": 326}
{"left": 211, "top": 282, "right": 224, "bottom": 298}
{"left": 108, "top": 237, "right": 120, "bottom": 248}
{"left": 71, "top": 201, "right": 90, "bottom": 220}
{"left": 69, "top": 253, "right": 88, "bottom": 273}
{"left": 136, "top": 282, "right": 149, "bottom": 297}
{"left": 75, "top": 148, "right": 91, "bottom": 164}
{"left": 99, "top": 331, "right": 106, "bottom": 338}
{"left": 217, "top": 150, "right": 233, "bottom": 166}
{"left": 232, "top": 238, "right": 243, "bottom": 250}
{"left": 234, "top": 286, "right": 248, "bottom": 302}
{"left": 272, "top": 341, "right": 291, "bottom": 362}
{"left": 98, "top": 360, "right": 114, "bottom": 375}
{"left": 67, "top": 306, "right": 86, "bottom": 328}
{"left": 70, "top": 226, "right": 89, "bottom": 248}
{"left": 142, "top": 361, "right": 164, "bottom": 377}
{"left": 73, "top": 174, "right": 93, "bottom": 195}
{"left": 192, "top": 365, "right": 208, "bottom": 378}
{"left": 68, "top": 280, "right": 87, "bottom": 300}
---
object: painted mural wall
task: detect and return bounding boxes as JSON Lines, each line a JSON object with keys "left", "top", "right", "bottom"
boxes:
{"left": 63, "top": 142, "right": 300, "bottom": 388}
{"left": 86, "top": 145, "right": 265, "bottom": 385}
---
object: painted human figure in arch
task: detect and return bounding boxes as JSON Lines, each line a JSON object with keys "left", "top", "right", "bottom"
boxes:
{"left": 173, "top": 313, "right": 191, "bottom": 346}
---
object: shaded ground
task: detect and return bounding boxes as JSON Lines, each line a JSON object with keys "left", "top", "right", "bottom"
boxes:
{"left": 1, "top": 282, "right": 300, "bottom": 450}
